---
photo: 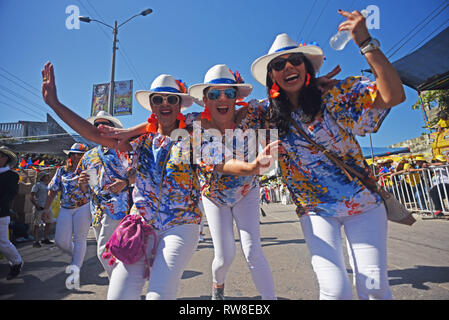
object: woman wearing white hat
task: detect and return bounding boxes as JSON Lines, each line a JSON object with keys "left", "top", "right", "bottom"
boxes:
{"left": 43, "top": 142, "right": 91, "bottom": 289}
{"left": 187, "top": 64, "right": 277, "bottom": 300}
{"left": 249, "top": 10, "right": 406, "bottom": 299}
{"left": 76, "top": 110, "right": 134, "bottom": 280}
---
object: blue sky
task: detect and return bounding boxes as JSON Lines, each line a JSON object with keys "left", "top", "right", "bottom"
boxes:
{"left": 1, "top": 0, "right": 448, "bottom": 148}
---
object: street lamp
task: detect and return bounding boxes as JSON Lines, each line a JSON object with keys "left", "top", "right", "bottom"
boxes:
{"left": 79, "top": 8, "right": 153, "bottom": 115}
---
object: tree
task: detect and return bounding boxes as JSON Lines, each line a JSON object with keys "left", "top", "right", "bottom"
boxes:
{"left": 412, "top": 90, "right": 449, "bottom": 128}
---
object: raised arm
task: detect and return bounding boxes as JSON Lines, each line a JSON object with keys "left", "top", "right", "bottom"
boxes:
{"left": 41, "top": 62, "right": 131, "bottom": 151}
{"left": 338, "top": 10, "right": 405, "bottom": 109}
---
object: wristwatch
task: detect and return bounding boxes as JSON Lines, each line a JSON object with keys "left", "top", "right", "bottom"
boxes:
{"left": 360, "top": 38, "right": 380, "bottom": 55}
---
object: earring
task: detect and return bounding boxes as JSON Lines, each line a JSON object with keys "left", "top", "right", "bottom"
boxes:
{"left": 201, "top": 107, "right": 212, "bottom": 121}
{"left": 270, "top": 82, "right": 280, "bottom": 99}
{"left": 177, "top": 112, "right": 186, "bottom": 129}
{"left": 146, "top": 113, "right": 158, "bottom": 133}
{"left": 305, "top": 73, "right": 311, "bottom": 87}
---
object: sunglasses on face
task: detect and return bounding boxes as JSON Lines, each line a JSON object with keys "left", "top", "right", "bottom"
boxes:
{"left": 207, "top": 88, "right": 237, "bottom": 100}
{"left": 94, "top": 121, "right": 114, "bottom": 127}
{"left": 270, "top": 53, "right": 305, "bottom": 72}
{"left": 150, "top": 94, "right": 180, "bottom": 106}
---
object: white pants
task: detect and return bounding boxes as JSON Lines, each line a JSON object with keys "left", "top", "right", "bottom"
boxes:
{"left": 0, "top": 216, "right": 22, "bottom": 265}
{"left": 54, "top": 203, "right": 92, "bottom": 268}
{"left": 93, "top": 214, "right": 121, "bottom": 279}
{"left": 300, "top": 205, "right": 392, "bottom": 300}
{"left": 107, "top": 223, "right": 200, "bottom": 300}
{"left": 202, "top": 187, "right": 277, "bottom": 300}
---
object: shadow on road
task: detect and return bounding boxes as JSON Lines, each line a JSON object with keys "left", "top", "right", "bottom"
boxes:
{"left": 388, "top": 265, "right": 449, "bottom": 290}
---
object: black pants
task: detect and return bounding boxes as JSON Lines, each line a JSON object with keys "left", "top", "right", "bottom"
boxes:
{"left": 429, "top": 184, "right": 449, "bottom": 211}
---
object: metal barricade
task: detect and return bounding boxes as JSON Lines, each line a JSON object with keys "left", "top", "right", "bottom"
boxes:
{"left": 378, "top": 165, "right": 449, "bottom": 218}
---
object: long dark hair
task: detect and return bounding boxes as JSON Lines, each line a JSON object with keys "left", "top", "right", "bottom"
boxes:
{"left": 266, "top": 54, "right": 322, "bottom": 136}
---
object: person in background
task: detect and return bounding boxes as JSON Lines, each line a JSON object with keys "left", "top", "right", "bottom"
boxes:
{"left": 77, "top": 111, "right": 135, "bottom": 280}
{"left": 43, "top": 143, "right": 91, "bottom": 289}
{"left": 31, "top": 171, "right": 54, "bottom": 248}
{"left": 0, "top": 146, "right": 23, "bottom": 280}
{"left": 437, "top": 111, "right": 449, "bottom": 133}
{"left": 429, "top": 154, "right": 449, "bottom": 218}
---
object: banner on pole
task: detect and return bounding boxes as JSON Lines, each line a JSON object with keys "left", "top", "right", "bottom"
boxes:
{"left": 113, "top": 80, "right": 133, "bottom": 116}
{"left": 91, "top": 80, "right": 133, "bottom": 116}
{"left": 91, "top": 83, "right": 110, "bottom": 116}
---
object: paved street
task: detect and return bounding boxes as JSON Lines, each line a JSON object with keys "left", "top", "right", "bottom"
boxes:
{"left": 1, "top": 203, "right": 449, "bottom": 300}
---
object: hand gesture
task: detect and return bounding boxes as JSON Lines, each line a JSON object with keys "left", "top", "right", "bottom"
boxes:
{"left": 253, "top": 140, "right": 285, "bottom": 175}
{"left": 41, "top": 62, "right": 59, "bottom": 106}
{"left": 104, "top": 178, "right": 127, "bottom": 194}
{"left": 316, "top": 65, "right": 341, "bottom": 92}
{"left": 337, "top": 9, "right": 371, "bottom": 47}
{"left": 78, "top": 170, "right": 90, "bottom": 186}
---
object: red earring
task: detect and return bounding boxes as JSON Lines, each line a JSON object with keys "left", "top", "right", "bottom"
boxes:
{"left": 201, "top": 107, "right": 212, "bottom": 121}
{"left": 305, "top": 73, "right": 311, "bottom": 87}
{"left": 270, "top": 82, "right": 280, "bottom": 99}
{"left": 177, "top": 112, "right": 186, "bottom": 129}
{"left": 146, "top": 113, "right": 158, "bottom": 133}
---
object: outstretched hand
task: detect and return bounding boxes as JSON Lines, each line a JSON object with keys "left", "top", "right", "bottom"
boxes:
{"left": 254, "top": 140, "right": 285, "bottom": 175}
{"left": 97, "top": 124, "right": 134, "bottom": 151}
{"left": 41, "top": 62, "right": 59, "bottom": 106}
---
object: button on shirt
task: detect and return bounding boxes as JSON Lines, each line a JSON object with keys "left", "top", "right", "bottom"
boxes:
{"left": 249, "top": 76, "right": 388, "bottom": 218}
{"left": 77, "top": 146, "right": 131, "bottom": 227}
{"left": 48, "top": 166, "right": 89, "bottom": 209}
{"left": 129, "top": 132, "right": 201, "bottom": 231}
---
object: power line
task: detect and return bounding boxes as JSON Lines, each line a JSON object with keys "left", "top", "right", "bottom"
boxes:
{"left": 305, "top": 1, "right": 330, "bottom": 43}
{"left": 408, "top": 17, "right": 449, "bottom": 53}
{"left": 0, "top": 101, "right": 43, "bottom": 119}
{"left": 0, "top": 83, "right": 49, "bottom": 115}
{"left": 386, "top": 1, "right": 449, "bottom": 59}
{"left": 295, "top": 0, "right": 318, "bottom": 42}
{"left": 0, "top": 66, "right": 41, "bottom": 93}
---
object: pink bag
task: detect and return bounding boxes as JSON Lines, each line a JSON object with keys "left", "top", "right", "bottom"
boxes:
{"left": 102, "top": 214, "right": 157, "bottom": 278}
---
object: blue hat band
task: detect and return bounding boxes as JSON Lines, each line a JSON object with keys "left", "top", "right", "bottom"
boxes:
{"left": 274, "top": 45, "right": 298, "bottom": 53}
{"left": 207, "top": 78, "right": 236, "bottom": 85}
{"left": 151, "top": 86, "right": 180, "bottom": 93}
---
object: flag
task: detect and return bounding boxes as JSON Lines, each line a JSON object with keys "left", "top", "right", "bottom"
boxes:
{"left": 19, "top": 158, "right": 26, "bottom": 168}
{"left": 39, "top": 160, "right": 45, "bottom": 166}
{"left": 26, "top": 159, "right": 33, "bottom": 168}
{"left": 33, "top": 159, "right": 40, "bottom": 166}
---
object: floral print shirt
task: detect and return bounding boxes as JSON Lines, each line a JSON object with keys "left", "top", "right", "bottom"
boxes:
{"left": 49, "top": 166, "right": 90, "bottom": 209}
{"left": 129, "top": 132, "right": 201, "bottom": 231}
{"left": 77, "top": 146, "right": 131, "bottom": 227}
{"left": 248, "top": 76, "right": 389, "bottom": 218}
{"left": 185, "top": 111, "right": 259, "bottom": 207}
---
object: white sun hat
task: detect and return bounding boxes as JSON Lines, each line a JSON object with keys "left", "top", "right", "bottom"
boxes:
{"left": 251, "top": 33, "right": 324, "bottom": 86}
{"left": 188, "top": 64, "right": 253, "bottom": 104}
{"left": 135, "top": 74, "right": 194, "bottom": 111}
{"left": 63, "top": 143, "right": 89, "bottom": 155}
{"left": 86, "top": 110, "right": 123, "bottom": 128}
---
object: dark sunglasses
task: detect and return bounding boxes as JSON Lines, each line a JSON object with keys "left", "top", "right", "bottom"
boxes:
{"left": 94, "top": 121, "right": 114, "bottom": 127}
{"left": 150, "top": 94, "right": 180, "bottom": 106}
{"left": 270, "top": 53, "right": 305, "bottom": 72}
{"left": 207, "top": 88, "right": 237, "bottom": 100}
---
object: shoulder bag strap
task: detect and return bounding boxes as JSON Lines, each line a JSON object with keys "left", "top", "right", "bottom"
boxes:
{"left": 289, "top": 118, "right": 379, "bottom": 193}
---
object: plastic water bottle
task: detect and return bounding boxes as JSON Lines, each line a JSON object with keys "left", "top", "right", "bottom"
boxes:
{"left": 329, "top": 9, "right": 369, "bottom": 50}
